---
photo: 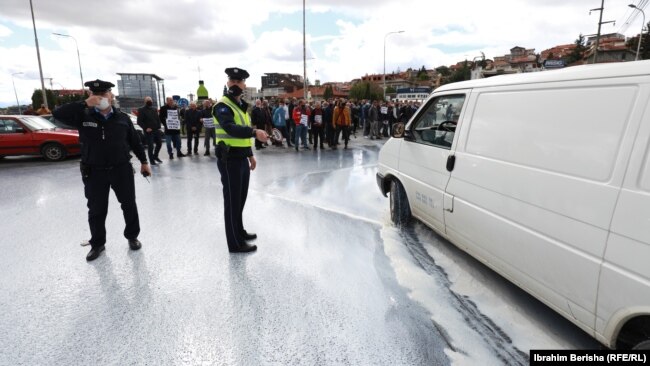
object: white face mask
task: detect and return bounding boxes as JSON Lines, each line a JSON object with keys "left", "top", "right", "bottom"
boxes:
{"left": 98, "top": 97, "right": 110, "bottom": 110}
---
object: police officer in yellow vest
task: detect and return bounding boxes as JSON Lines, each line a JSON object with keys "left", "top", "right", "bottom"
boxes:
{"left": 213, "top": 67, "right": 269, "bottom": 253}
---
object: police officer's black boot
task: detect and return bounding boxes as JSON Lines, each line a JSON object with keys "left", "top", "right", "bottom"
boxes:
{"left": 242, "top": 230, "right": 257, "bottom": 241}
{"left": 86, "top": 245, "right": 105, "bottom": 261}
{"left": 128, "top": 239, "right": 142, "bottom": 250}
{"left": 229, "top": 242, "right": 257, "bottom": 253}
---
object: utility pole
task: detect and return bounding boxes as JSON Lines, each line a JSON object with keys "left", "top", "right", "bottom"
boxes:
{"left": 589, "top": 0, "right": 615, "bottom": 64}
{"left": 29, "top": 0, "right": 48, "bottom": 109}
{"left": 303, "top": 0, "right": 307, "bottom": 100}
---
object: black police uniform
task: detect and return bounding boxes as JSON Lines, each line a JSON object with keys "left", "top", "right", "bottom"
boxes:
{"left": 213, "top": 67, "right": 259, "bottom": 252}
{"left": 53, "top": 80, "right": 148, "bottom": 253}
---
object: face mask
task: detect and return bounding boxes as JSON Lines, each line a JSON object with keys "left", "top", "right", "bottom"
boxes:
{"left": 97, "top": 97, "right": 110, "bottom": 110}
{"left": 228, "top": 85, "right": 243, "bottom": 97}
{"left": 146, "top": 101, "right": 153, "bottom": 107}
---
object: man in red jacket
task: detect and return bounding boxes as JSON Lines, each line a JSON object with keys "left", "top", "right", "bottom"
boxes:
{"left": 292, "top": 100, "right": 311, "bottom": 151}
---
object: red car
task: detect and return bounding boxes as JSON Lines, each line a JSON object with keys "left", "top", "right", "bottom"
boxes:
{"left": 0, "top": 115, "right": 80, "bottom": 161}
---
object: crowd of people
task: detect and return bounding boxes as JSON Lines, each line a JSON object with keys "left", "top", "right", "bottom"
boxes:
{"left": 133, "top": 96, "right": 422, "bottom": 163}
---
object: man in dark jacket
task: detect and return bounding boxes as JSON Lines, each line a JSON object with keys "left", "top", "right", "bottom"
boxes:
{"left": 159, "top": 97, "right": 185, "bottom": 159}
{"left": 53, "top": 79, "right": 151, "bottom": 261}
{"left": 137, "top": 96, "right": 163, "bottom": 165}
{"left": 184, "top": 102, "right": 202, "bottom": 155}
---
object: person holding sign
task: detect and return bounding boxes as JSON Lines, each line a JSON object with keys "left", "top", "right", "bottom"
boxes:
{"left": 201, "top": 99, "right": 216, "bottom": 156}
{"left": 159, "top": 97, "right": 186, "bottom": 159}
{"left": 53, "top": 79, "right": 151, "bottom": 261}
{"left": 213, "top": 67, "right": 269, "bottom": 253}
{"left": 309, "top": 101, "right": 325, "bottom": 150}
{"left": 292, "top": 100, "right": 311, "bottom": 151}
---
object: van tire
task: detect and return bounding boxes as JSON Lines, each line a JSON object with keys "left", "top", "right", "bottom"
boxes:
{"left": 632, "top": 340, "right": 650, "bottom": 350}
{"left": 390, "top": 179, "right": 411, "bottom": 225}
{"left": 41, "top": 143, "right": 67, "bottom": 161}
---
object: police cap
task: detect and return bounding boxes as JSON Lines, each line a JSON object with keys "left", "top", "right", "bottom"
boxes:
{"left": 225, "top": 67, "right": 249, "bottom": 81}
{"left": 84, "top": 79, "right": 115, "bottom": 93}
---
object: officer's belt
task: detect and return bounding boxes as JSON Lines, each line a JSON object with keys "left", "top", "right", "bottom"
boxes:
{"left": 87, "top": 162, "right": 130, "bottom": 170}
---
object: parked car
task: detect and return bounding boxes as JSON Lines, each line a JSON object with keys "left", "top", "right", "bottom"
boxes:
{"left": 0, "top": 115, "right": 80, "bottom": 161}
{"left": 40, "top": 114, "right": 77, "bottom": 130}
{"left": 376, "top": 60, "right": 650, "bottom": 350}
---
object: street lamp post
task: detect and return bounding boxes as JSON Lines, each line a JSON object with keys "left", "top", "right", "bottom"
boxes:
{"left": 53, "top": 32, "right": 84, "bottom": 91}
{"left": 383, "top": 30, "right": 404, "bottom": 101}
{"left": 629, "top": 4, "right": 646, "bottom": 61}
{"left": 303, "top": 0, "right": 307, "bottom": 100}
{"left": 29, "top": 0, "right": 48, "bottom": 110}
{"left": 11, "top": 72, "right": 24, "bottom": 114}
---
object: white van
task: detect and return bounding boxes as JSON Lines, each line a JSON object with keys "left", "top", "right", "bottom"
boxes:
{"left": 376, "top": 60, "right": 650, "bottom": 350}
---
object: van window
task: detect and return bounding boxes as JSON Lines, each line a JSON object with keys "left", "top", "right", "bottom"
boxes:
{"left": 465, "top": 86, "right": 637, "bottom": 181}
{"left": 411, "top": 95, "right": 465, "bottom": 149}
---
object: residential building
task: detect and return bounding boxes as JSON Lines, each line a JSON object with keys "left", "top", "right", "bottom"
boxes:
{"left": 261, "top": 73, "right": 304, "bottom": 94}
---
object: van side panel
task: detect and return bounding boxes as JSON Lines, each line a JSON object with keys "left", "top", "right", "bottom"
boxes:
{"left": 597, "top": 85, "right": 650, "bottom": 346}
{"left": 445, "top": 80, "right": 638, "bottom": 332}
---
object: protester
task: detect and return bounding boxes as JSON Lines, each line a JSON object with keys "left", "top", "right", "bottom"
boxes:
{"left": 137, "top": 96, "right": 163, "bottom": 165}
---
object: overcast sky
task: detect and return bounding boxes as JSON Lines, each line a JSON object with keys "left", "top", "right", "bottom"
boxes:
{"left": 0, "top": 0, "right": 646, "bottom": 107}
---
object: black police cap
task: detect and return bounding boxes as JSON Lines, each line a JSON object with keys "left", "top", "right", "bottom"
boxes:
{"left": 225, "top": 67, "right": 249, "bottom": 81}
{"left": 84, "top": 79, "right": 115, "bottom": 93}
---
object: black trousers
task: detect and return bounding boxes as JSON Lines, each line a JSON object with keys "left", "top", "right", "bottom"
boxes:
{"left": 312, "top": 125, "right": 324, "bottom": 148}
{"left": 187, "top": 128, "right": 200, "bottom": 153}
{"left": 83, "top": 163, "right": 140, "bottom": 248}
{"left": 335, "top": 126, "right": 350, "bottom": 147}
{"left": 145, "top": 131, "right": 162, "bottom": 162}
{"left": 217, "top": 157, "right": 250, "bottom": 250}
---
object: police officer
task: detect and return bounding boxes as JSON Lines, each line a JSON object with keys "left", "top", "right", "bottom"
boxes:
{"left": 53, "top": 79, "right": 152, "bottom": 261}
{"left": 213, "top": 67, "right": 268, "bottom": 253}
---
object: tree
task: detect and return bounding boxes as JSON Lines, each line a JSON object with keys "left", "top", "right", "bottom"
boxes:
{"left": 445, "top": 61, "right": 471, "bottom": 83}
{"left": 385, "top": 86, "right": 396, "bottom": 94}
{"left": 566, "top": 34, "right": 586, "bottom": 65}
{"left": 435, "top": 66, "right": 451, "bottom": 77}
{"left": 323, "top": 85, "right": 333, "bottom": 100}
{"left": 349, "top": 81, "right": 383, "bottom": 101}
{"left": 31, "top": 89, "right": 56, "bottom": 110}
{"left": 416, "top": 65, "right": 430, "bottom": 81}
{"left": 57, "top": 92, "right": 88, "bottom": 106}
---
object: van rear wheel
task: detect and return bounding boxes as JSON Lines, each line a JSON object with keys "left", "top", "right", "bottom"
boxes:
{"left": 632, "top": 340, "right": 650, "bottom": 350}
{"left": 390, "top": 179, "right": 411, "bottom": 225}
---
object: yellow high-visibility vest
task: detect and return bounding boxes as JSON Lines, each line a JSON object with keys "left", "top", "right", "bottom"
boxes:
{"left": 213, "top": 97, "right": 252, "bottom": 147}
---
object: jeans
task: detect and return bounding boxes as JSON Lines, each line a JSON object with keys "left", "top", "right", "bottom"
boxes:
{"left": 204, "top": 128, "right": 216, "bottom": 153}
{"left": 294, "top": 124, "right": 308, "bottom": 148}
{"left": 165, "top": 134, "right": 182, "bottom": 155}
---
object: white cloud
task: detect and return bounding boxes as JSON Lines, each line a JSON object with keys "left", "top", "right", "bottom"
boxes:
{"left": 0, "top": 24, "right": 12, "bottom": 38}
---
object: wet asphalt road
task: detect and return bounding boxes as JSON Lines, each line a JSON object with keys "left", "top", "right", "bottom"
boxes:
{"left": 0, "top": 136, "right": 598, "bottom": 365}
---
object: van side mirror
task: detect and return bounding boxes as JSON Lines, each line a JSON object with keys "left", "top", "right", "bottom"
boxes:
{"left": 392, "top": 123, "right": 405, "bottom": 138}
{"left": 15, "top": 127, "right": 25, "bottom": 133}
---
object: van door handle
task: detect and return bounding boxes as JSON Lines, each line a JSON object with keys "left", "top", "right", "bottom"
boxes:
{"left": 446, "top": 155, "right": 456, "bottom": 172}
